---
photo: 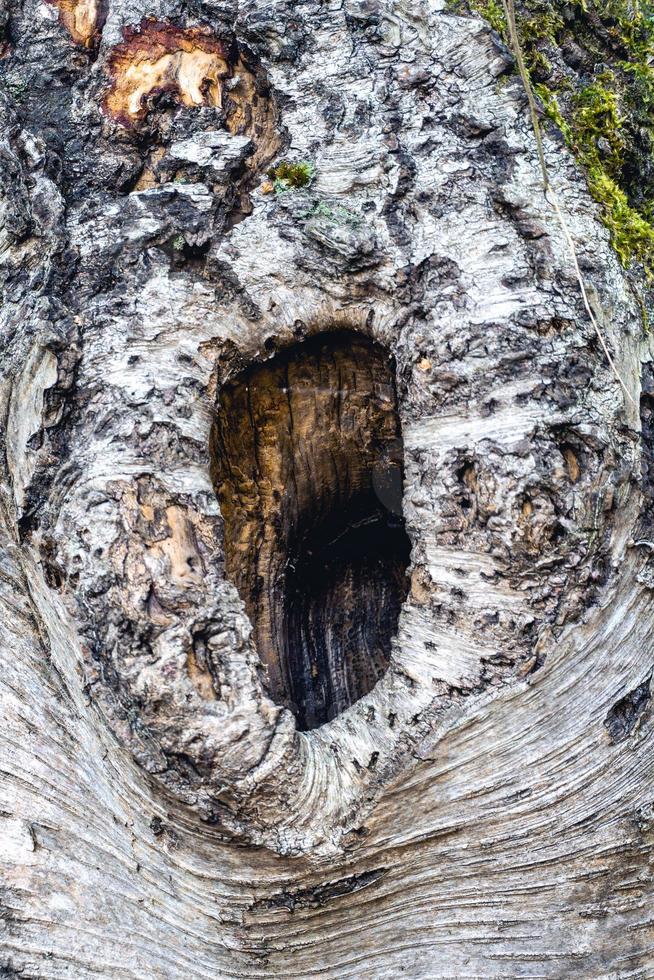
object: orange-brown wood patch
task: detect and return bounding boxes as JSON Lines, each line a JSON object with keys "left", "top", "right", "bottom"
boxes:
{"left": 103, "top": 21, "right": 231, "bottom": 126}
{"left": 48, "top": 0, "right": 102, "bottom": 47}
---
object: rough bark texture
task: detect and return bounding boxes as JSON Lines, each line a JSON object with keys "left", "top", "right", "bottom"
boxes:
{"left": 1, "top": 0, "right": 653, "bottom": 976}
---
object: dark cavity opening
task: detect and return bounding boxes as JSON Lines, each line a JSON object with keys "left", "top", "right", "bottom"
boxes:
{"left": 211, "top": 330, "right": 410, "bottom": 730}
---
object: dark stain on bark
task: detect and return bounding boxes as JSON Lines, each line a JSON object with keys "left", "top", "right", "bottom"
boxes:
{"left": 639, "top": 363, "right": 654, "bottom": 530}
{"left": 604, "top": 675, "right": 652, "bottom": 744}
{"left": 250, "top": 867, "right": 388, "bottom": 912}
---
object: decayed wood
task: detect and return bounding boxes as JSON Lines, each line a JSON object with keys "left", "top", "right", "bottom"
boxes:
{"left": 1, "top": 0, "right": 653, "bottom": 976}
{"left": 213, "top": 330, "right": 409, "bottom": 730}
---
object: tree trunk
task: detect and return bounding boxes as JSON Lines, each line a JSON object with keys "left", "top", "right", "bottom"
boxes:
{"left": 1, "top": 0, "right": 653, "bottom": 976}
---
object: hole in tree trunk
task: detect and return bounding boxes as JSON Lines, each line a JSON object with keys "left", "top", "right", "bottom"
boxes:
{"left": 211, "top": 330, "right": 410, "bottom": 730}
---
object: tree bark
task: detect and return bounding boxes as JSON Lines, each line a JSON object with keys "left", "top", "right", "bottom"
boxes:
{"left": 1, "top": 0, "right": 653, "bottom": 977}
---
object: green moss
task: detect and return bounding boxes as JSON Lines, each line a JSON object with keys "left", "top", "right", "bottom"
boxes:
{"left": 463, "top": 0, "right": 506, "bottom": 34}
{"left": 572, "top": 73, "right": 625, "bottom": 177}
{"left": 267, "top": 160, "right": 315, "bottom": 192}
{"left": 585, "top": 169, "right": 654, "bottom": 267}
{"left": 533, "top": 84, "right": 572, "bottom": 143}
{"left": 454, "top": 0, "right": 654, "bottom": 275}
{"left": 561, "top": 68, "right": 654, "bottom": 273}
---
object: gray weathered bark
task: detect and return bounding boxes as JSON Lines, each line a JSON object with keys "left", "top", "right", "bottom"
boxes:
{"left": 1, "top": 0, "right": 653, "bottom": 976}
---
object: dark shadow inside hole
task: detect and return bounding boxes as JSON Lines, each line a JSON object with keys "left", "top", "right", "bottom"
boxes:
{"left": 285, "top": 502, "right": 410, "bottom": 727}
{"left": 211, "top": 330, "right": 411, "bottom": 730}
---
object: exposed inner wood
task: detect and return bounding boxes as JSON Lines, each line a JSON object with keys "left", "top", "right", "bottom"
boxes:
{"left": 102, "top": 21, "right": 279, "bottom": 185}
{"left": 48, "top": 0, "right": 102, "bottom": 47}
{"left": 211, "top": 331, "right": 411, "bottom": 730}
{"left": 103, "top": 24, "right": 231, "bottom": 126}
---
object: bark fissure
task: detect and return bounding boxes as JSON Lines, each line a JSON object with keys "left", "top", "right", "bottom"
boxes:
{"left": 604, "top": 674, "right": 652, "bottom": 744}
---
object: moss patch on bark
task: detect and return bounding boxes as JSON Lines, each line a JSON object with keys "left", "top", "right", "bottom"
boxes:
{"left": 452, "top": 0, "right": 654, "bottom": 275}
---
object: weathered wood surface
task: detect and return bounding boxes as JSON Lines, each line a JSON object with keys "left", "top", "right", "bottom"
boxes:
{"left": 1, "top": 0, "right": 653, "bottom": 976}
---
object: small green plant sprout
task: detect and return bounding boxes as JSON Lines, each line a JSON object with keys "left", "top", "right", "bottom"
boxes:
{"left": 170, "top": 234, "right": 186, "bottom": 251}
{"left": 263, "top": 160, "right": 316, "bottom": 194}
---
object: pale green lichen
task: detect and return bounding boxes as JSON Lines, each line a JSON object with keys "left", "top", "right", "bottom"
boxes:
{"left": 302, "top": 201, "right": 362, "bottom": 225}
